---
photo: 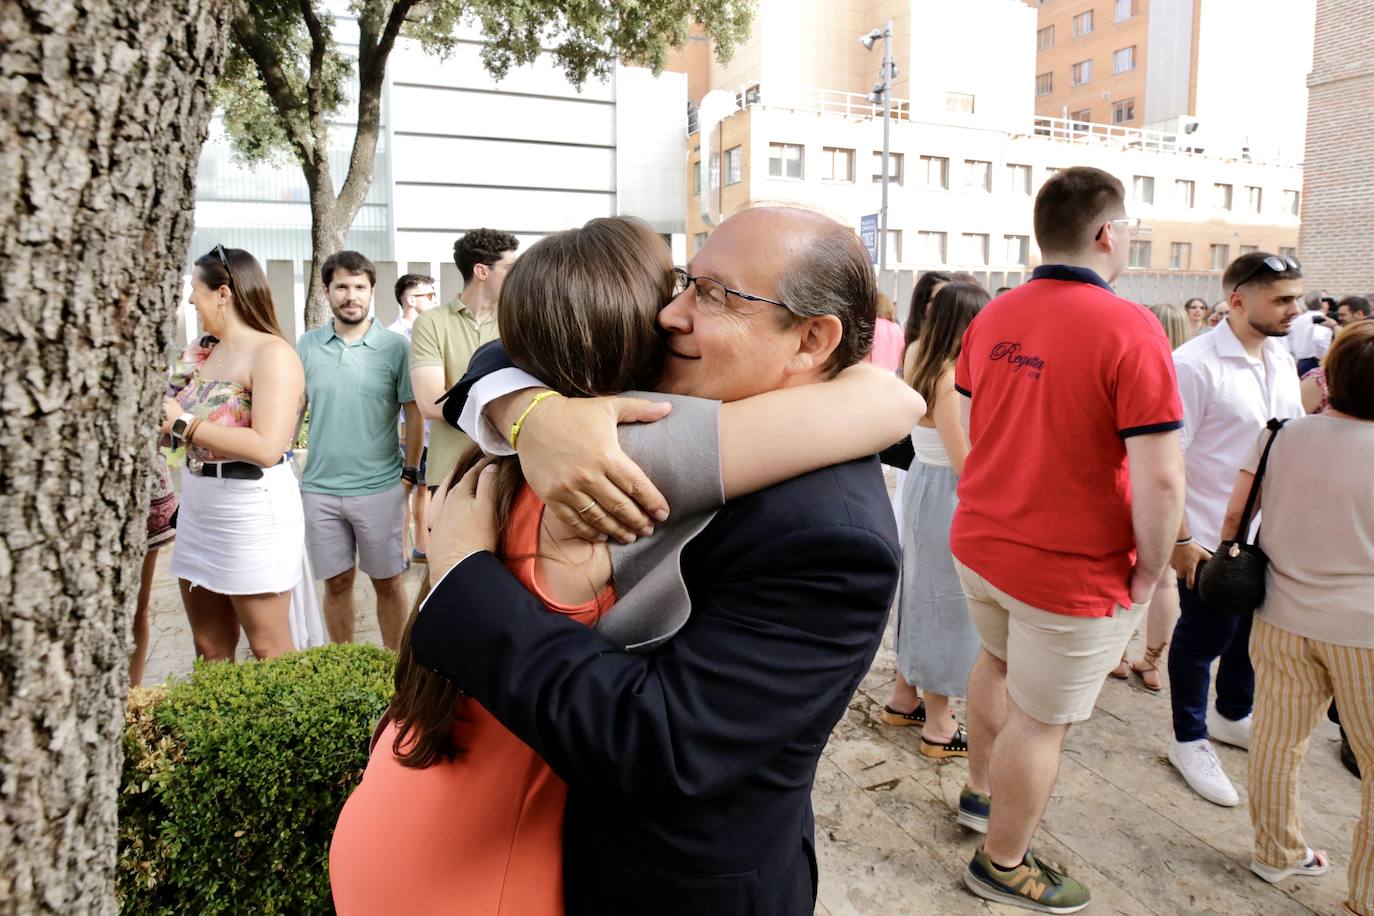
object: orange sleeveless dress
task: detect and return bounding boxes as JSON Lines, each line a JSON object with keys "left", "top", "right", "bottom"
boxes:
{"left": 329, "top": 486, "right": 615, "bottom": 915}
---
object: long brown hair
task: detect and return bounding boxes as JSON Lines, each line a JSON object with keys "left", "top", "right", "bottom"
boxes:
{"left": 904, "top": 270, "right": 950, "bottom": 348}
{"left": 388, "top": 216, "right": 674, "bottom": 768}
{"left": 907, "top": 282, "right": 989, "bottom": 406}
{"left": 194, "top": 247, "right": 285, "bottom": 338}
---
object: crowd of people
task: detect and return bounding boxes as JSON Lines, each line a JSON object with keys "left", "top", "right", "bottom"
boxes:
{"left": 133, "top": 165, "right": 1371, "bottom": 916}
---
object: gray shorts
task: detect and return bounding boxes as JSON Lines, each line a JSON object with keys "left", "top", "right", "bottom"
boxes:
{"left": 302, "top": 483, "right": 406, "bottom": 580}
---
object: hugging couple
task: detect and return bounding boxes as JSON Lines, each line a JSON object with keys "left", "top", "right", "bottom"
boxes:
{"left": 329, "top": 206, "right": 923, "bottom": 915}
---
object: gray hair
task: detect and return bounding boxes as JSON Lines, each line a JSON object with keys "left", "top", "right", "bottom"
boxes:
{"left": 774, "top": 222, "right": 877, "bottom": 374}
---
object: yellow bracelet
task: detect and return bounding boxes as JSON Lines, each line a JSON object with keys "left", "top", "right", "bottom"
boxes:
{"left": 509, "top": 391, "right": 561, "bottom": 449}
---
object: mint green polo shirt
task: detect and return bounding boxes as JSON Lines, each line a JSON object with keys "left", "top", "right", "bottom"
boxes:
{"left": 297, "top": 318, "right": 414, "bottom": 496}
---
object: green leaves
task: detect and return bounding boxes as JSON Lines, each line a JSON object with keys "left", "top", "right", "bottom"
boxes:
{"left": 116, "top": 645, "right": 395, "bottom": 914}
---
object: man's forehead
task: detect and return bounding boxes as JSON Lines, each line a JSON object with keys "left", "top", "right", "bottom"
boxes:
{"left": 333, "top": 271, "right": 371, "bottom": 285}
{"left": 692, "top": 210, "right": 813, "bottom": 285}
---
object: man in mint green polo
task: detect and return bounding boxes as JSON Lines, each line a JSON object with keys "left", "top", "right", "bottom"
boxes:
{"left": 298, "top": 250, "right": 422, "bottom": 649}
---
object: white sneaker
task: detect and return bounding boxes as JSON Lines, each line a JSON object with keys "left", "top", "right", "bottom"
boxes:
{"left": 1208, "top": 709, "right": 1253, "bottom": 750}
{"left": 1169, "top": 738, "right": 1240, "bottom": 806}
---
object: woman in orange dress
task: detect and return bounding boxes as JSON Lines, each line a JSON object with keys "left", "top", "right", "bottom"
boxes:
{"left": 328, "top": 217, "right": 925, "bottom": 915}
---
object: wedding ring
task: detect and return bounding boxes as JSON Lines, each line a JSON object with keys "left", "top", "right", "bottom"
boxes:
{"left": 576, "top": 501, "right": 597, "bottom": 515}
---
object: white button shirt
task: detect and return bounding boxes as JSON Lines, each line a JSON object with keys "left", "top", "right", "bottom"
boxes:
{"left": 1174, "top": 318, "right": 1304, "bottom": 549}
{"left": 1286, "top": 311, "right": 1333, "bottom": 361}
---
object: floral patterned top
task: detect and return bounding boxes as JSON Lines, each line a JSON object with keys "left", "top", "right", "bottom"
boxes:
{"left": 1301, "top": 366, "right": 1329, "bottom": 415}
{"left": 166, "top": 336, "right": 254, "bottom": 465}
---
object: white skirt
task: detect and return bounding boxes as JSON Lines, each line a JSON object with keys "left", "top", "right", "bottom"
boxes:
{"left": 171, "top": 462, "right": 326, "bottom": 650}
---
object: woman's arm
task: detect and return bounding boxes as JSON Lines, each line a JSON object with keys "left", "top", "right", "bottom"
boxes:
{"left": 1300, "top": 376, "right": 1322, "bottom": 415}
{"left": 930, "top": 370, "right": 969, "bottom": 475}
{"left": 1218, "top": 469, "right": 1258, "bottom": 542}
{"left": 718, "top": 362, "right": 924, "bottom": 500}
{"left": 174, "top": 340, "right": 305, "bottom": 467}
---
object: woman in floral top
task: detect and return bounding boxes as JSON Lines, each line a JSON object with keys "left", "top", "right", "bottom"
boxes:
{"left": 160, "top": 247, "right": 307, "bottom": 661}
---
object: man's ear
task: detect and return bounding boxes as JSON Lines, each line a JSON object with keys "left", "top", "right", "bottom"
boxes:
{"left": 787, "top": 314, "right": 844, "bottom": 374}
{"left": 472, "top": 263, "right": 489, "bottom": 283}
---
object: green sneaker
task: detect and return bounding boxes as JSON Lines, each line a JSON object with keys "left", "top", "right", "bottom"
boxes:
{"left": 964, "top": 847, "right": 1090, "bottom": 913}
{"left": 956, "top": 785, "right": 990, "bottom": 833}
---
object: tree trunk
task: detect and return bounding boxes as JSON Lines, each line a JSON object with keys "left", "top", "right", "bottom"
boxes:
{"left": 0, "top": 1, "right": 232, "bottom": 911}
{"left": 303, "top": 179, "right": 347, "bottom": 331}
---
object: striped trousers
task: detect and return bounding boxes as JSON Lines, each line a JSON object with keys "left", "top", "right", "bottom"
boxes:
{"left": 1249, "top": 616, "right": 1374, "bottom": 916}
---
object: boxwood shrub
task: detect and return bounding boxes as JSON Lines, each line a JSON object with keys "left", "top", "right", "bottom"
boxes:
{"left": 119, "top": 644, "right": 394, "bottom": 914}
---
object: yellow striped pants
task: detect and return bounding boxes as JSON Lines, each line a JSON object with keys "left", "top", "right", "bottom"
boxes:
{"left": 1249, "top": 616, "right": 1374, "bottom": 916}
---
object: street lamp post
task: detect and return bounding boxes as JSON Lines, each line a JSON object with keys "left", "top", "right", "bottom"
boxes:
{"left": 862, "top": 21, "right": 896, "bottom": 279}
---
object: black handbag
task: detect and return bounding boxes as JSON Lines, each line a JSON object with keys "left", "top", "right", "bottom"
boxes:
{"left": 1197, "top": 417, "right": 1287, "bottom": 616}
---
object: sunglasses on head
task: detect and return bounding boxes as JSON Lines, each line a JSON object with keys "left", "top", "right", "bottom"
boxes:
{"left": 1231, "top": 255, "right": 1301, "bottom": 292}
{"left": 214, "top": 244, "right": 238, "bottom": 298}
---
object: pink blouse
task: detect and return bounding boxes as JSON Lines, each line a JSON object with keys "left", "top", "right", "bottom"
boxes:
{"left": 166, "top": 336, "right": 253, "bottom": 464}
{"left": 866, "top": 318, "right": 905, "bottom": 373}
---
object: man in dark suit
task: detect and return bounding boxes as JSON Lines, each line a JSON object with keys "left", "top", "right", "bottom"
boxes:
{"left": 411, "top": 207, "right": 900, "bottom": 915}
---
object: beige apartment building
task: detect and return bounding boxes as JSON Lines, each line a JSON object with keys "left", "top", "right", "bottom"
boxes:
{"left": 1029, "top": 0, "right": 1151, "bottom": 128}
{"left": 672, "top": 0, "right": 1302, "bottom": 306}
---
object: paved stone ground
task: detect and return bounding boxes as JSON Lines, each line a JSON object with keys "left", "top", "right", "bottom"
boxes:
{"left": 140, "top": 543, "right": 1359, "bottom": 915}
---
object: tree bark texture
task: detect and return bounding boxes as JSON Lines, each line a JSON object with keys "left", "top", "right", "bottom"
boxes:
{"left": 0, "top": 1, "right": 232, "bottom": 911}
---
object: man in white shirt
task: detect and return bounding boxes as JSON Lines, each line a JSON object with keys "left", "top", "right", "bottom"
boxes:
{"left": 1167, "top": 252, "right": 1306, "bottom": 807}
{"left": 1287, "top": 290, "right": 1335, "bottom": 375}
{"left": 387, "top": 273, "right": 436, "bottom": 560}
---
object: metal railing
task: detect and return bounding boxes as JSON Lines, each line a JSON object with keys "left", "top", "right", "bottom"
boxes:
{"left": 1027, "top": 115, "right": 1184, "bottom": 153}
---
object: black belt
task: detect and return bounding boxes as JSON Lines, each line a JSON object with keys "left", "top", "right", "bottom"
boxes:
{"left": 189, "top": 458, "right": 283, "bottom": 480}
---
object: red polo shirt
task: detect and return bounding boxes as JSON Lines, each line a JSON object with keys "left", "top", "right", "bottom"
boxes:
{"left": 951, "top": 265, "right": 1182, "bottom": 617}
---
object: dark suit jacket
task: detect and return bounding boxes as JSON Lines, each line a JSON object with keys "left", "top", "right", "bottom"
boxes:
{"left": 414, "top": 347, "right": 900, "bottom": 915}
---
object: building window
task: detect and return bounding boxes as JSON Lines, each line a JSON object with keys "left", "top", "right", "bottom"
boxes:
{"left": 1112, "top": 98, "right": 1136, "bottom": 124}
{"left": 917, "top": 231, "right": 948, "bottom": 264}
{"left": 692, "top": 160, "right": 701, "bottom": 196}
{"left": 871, "top": 151, "right": 904, "bottom": 185}
{"left": 1283, "top": 189, "right": 1300, "bottom": 215}
{"left": 767, "top": 142, "right": 803, "bottom": 179}
{"left": 921, "top": 155, "right": 949, "bottom": 190}
{"left": 1176, "top": 179, "right": 1195, "bottom": 208}
{"left": 883, "top": 230, "right": 903, "bottom": 264}
{"left": 1210, "top": 244, "right": 1230, "bottom": 271}
{"left": 1070, "top": 108, "right": 1092, "bottom": 125}
{"left": 1007, "top": 163, "right": 1032, "bottom": 194}
{"left": 1071, "top": 60, "right": 1092, "bottom": 86}
{"left": 1115, "top": 0, "right": 1139, "bottom": 21}
{"left": 1129, "top": 240, "right": 1151, "bottom": 269}
{"left": 1170, "top": 242, "right": 1192, "bottom": 270}
{"left": 1037, "top": 26, "right": 1055, "bottom": 50}
{"left": 1004, "top": 235, "right": 1030, "bottom": 266}
{"left": 1035, "top": 72, "right": 1053, "bottom": 96}
{"left": 1213, "top": 182, "right": 1233, "bottom": 210}
{"left": 821, "top": 146, "right": 855, "bottom": 182}
{"left": 724, "top": 145, "right": 743, "bottom": 185}
{"left": 1247, "top": 185, "right": 1263, "bottom": 213}
{"left": 1279, "top": 246, "right": 1297, "bottom": 258}
{"left": 1113, "top": 46, "right": 1136, "bottom": 74}
{"left": 692, "top": 231, "right": 708, "bottom": 252}
{"left": 1073, "top": 10, "right": 1094, "bottom": 37}
{"left": 946, "top": 92, "right": 976, "bottom": 114}
{"left": 965, "top": 159, "right": 992, "bottom": 192}
{"left": 1239, "top": 244, "right": 1258, "bottom": 255}
{"left": 962, "top": 233, "right": 990, "bottom": 266}
{"left": 1133, "top": 175, "right": 1154, "bottom": 204}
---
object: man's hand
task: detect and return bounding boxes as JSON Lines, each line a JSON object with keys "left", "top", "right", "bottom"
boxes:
{"left": 1170, "top": 540, "right": 1212, "bottom": 589}
{"left": 1127, "top": 567, "right": 1159, "bottom": 606}
{"left": 427, "top": 460, "right": 500, "bottom": 586}
{"left": 514, "top": 394, "right": 673, "bottom": 543}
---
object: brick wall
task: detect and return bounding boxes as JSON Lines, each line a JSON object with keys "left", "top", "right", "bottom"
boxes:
{"left": 1299, "top": 0, "right": 1374, "bottom": 295}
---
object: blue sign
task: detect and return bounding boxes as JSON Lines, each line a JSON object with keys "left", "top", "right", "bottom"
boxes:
{"left": 859, "top": 213, "right": 879, "bottom": 265}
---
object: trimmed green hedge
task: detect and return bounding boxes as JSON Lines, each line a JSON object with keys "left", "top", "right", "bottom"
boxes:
{"left": 119, "top": 644, "right": 394, "bottom": 914}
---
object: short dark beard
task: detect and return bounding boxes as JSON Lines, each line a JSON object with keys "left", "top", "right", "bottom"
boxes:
{"left": 333, "top": 308, "right": 367, "bottom": 326}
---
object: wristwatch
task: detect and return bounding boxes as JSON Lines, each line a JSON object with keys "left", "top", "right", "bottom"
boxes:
{"left": 171, "top": 413, "right": 195, "bottom": 444}
{"left": 401, "top": 466, "right": 419, "bottom": 485}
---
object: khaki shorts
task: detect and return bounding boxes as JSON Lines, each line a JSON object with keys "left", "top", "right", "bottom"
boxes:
{"left": 302, "top": 483, "right": 407, "bottom": 581}
{"left": 954, "top": 558, "right": 1146, "bottom": 725}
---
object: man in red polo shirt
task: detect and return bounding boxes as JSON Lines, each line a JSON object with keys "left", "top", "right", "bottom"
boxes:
{"left": 951, "top": 166, "right": 1186, "bottom": 912}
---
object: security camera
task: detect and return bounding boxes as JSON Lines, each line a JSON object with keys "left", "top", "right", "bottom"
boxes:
{"left": 860, "top": 28, "right": 883, "bottom": 50}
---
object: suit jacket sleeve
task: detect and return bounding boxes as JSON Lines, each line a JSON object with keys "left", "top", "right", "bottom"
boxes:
{"left": 437, "top": 340, "right": 515, "bottom": 429}
{"left": 410, "top": 521, "right": 897, "bottom": 803}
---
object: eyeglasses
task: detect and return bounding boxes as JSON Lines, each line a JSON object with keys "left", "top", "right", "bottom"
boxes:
{"left": 1094, "top": 218, "right": 1142, "bottom": 241}
{"left": 411, "top": 291, "right": 436, "bottom": 301}
{"left": 214, "top": 244, "right": 238, "bottom": 299}
{"left": 1230, "top": 255, "right": 1302, "bottom": 292}
{"left": 671, "top": 267, "right": 789, "bottom": 314}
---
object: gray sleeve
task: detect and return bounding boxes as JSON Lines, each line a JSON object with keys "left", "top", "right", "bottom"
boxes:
{"left": 615, "top": 391, "right": 724, "bottom": 516}
{"left": 601, "top": 392, "right": 723, "bottom": 652}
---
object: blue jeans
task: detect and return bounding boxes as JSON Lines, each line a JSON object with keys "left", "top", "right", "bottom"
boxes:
{"left": 1167, "top": 580, "right": 1254, "bottom": 742}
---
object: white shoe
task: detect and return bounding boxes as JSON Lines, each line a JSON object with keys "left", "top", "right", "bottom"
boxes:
{"left": 1208, "top": 709, "right": 1253, "bottom": 750}
{"left": 1169, "top": 738, "right": 1240, "bottom": 806}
